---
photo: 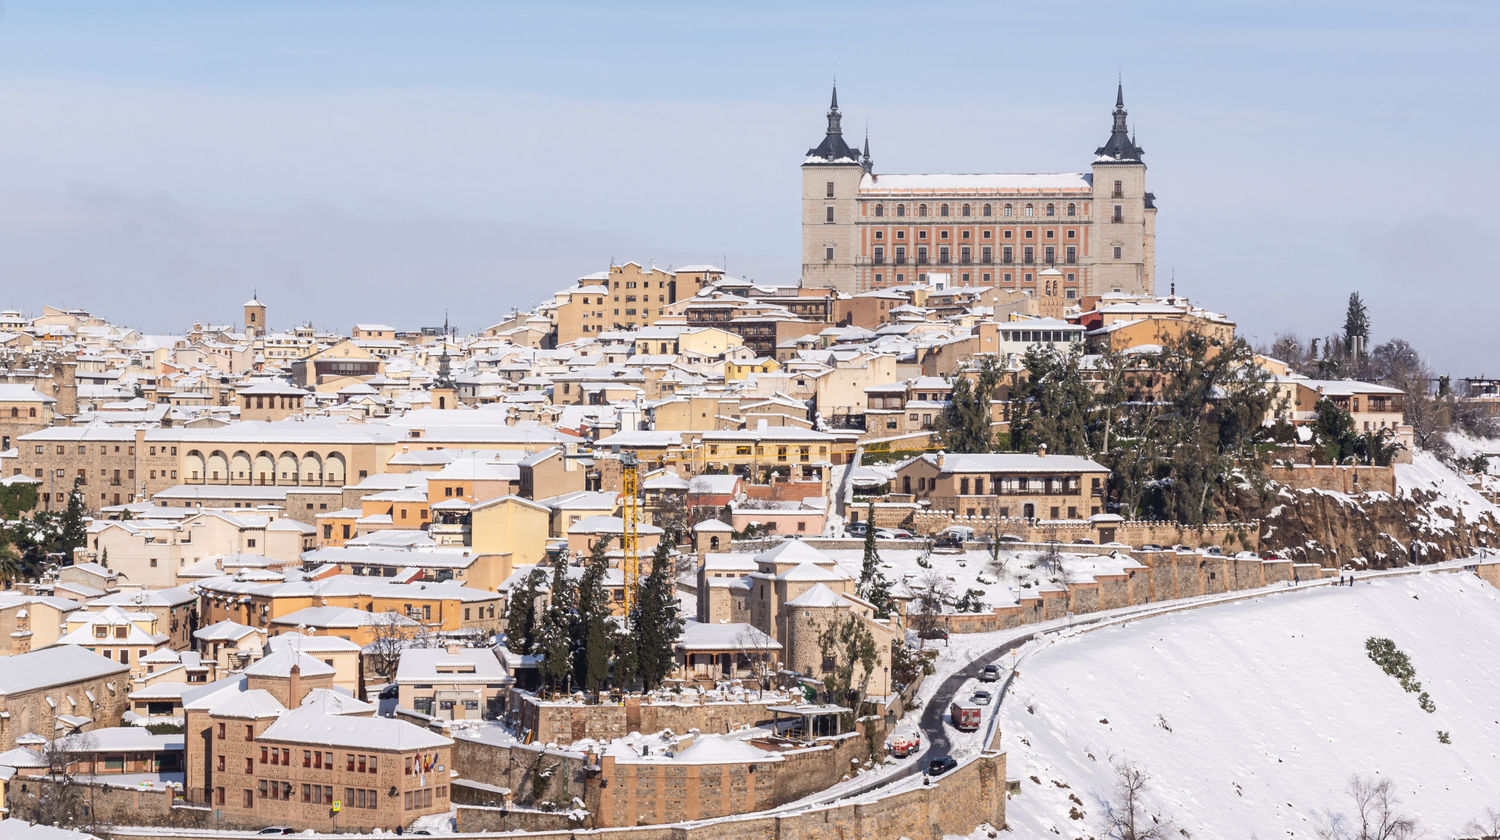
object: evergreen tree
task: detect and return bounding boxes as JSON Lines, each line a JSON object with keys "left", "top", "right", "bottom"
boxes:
{"left": 57, "top": 479, "right": 88, "bottom": 564}
{"left": 1343, "top": 291, "right": 1370, "bottom": 356}
{"left": 534, "top": 556, "right": 576, "bottom": 695}
{"left": 574, "top": 538, "right": 613, "bottom": 699}
{"left": 856, "top": 501, "right": 893, "bottom": 618}
{"left": 936, "top": 356, "right": 1001, "bottom": 453}
{"left": 504, "top": 568, "right": 544, "bottom": 654}
{"left": 631, "top": 541, "right": 684, "bottom": 690}
{"left": 1010, "top": 345, "right": 1094, "bottom": 455}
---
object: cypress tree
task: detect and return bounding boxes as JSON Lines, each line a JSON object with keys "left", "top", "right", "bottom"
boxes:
{"left": 534, "top": 556, "right": 576, "bottom": 695}
{"left": 857, "top": 501, "right": 893, "bottom": 618}
{"left": 633, "top": 541, "right": 684, "bottom": 690}
{"left": 574, "top": 539, "right": 613, "bottom": 699}
{"left": 504, "top": 568, "right": 544, "bottom": 654}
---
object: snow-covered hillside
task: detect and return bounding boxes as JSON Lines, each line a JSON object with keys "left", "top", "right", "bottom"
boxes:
{"left": 998, "top": 573, "right": 1500, "bottom": 837}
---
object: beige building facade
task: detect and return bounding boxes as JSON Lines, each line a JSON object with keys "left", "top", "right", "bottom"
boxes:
{"left": 801, "top": 85, "right": 1155, "bottom": 299}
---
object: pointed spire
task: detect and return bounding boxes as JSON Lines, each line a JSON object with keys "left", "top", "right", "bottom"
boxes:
{"left": 806, "top": 83, "right": 858, "bottom": 163}
{"left": 861, "top": 128, "right": 873, "bottom": 174}
{"left": 1095, "top": 80, "right": 1144, "bottom": 162}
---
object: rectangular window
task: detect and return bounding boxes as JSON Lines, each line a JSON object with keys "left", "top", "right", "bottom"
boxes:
{"left": 825, "top": 206, "right": 834, "bottom": 223}
{"left": 939, "top": 246, "right": 950, "bottom": 264}
{"left": 1113, "top": 205, "right": 1123, "bottom": 223}
{"left": 826, "top": 181, "right": 834, "bottom": 198}
{"left": 1066, "top": 246, "right": 1076, "bottom": 264}
{"left": 1113, "top": 245, "right": 1123, "bottom": 259}
{"left": 824, "top": 246, "right": 834, "bottom": 261}
{"left": 1113, "top": 180, "right": 1123, "bottom": 198}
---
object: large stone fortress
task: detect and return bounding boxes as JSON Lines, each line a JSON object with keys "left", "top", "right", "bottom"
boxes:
{"left": 801, "top": 84, "right": 1156, "bottom": 298}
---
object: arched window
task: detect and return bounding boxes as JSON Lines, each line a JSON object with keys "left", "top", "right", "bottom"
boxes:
{"left": 1045, "top": 203, "right": 1055, "bottom": 217}
{"left": 896, "top": 204, "right": 906, "bottom": 217}
{"left": 962, "top": 204, "right": 971, "bottom": 217}
{"left": 918, "top": 204, "right": 928, "bottom": 217}
{"left": 1003, "top": 204, "right": 1013, "bottom": 218}
{"left": 8, "top": 407, "right": 16, "bottom": 418}
{"left": 939, "top": 204, "right": 949, "bottom": 217}
{"left": 1066, "top": 203, "right": 1077, "bottom": 217}
{"left": 983, "top": 204, "right": 992, "bottom": 217}
{"left": 1024, "top": 204, "right": 1034, "bottom": 217}
{"left": 874, "top": 204, "right": 884, "bottom": 217}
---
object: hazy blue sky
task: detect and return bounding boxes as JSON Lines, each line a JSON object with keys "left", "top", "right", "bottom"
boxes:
{"left": 0, "top": 1, "right": 1494, "bottom": 373}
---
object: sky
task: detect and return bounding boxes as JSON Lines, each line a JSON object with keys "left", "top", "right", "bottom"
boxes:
{"left": 0, "top": 0, "right": 1494, "bottom": 374}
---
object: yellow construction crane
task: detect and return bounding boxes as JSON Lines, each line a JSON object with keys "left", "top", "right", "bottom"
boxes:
{"left": 619, "top": 451, "right": 640, "bottom": 615}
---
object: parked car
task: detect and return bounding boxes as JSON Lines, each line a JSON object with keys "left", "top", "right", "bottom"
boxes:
{"left": 1205, "top": 545, "right": 1224, "bottom": 556}
{"left": 979, "top": 664, "right": 1001, "bottom": 682}
{"left": 969, "top": 690, "right": 993, "bottom": 706}
{"left": 846, "top": 522, "right": 869, "bottom": 537}
{"left": 1075, "top": 538, "right": 1095, "bottom": 545}
{"left": 927, "top": 755, "right": 958, "bottom": 776}
{"left": 933, "top": 534, "right": 963, "bottom": 549}
{"left": 1140, "top": 544, "right": 1164, "bottom": 552}
{"left": 919, "top": 626, "right": 950, "bottom": 641}
{"left": 257, "top": 829, "right": 295, "bottom": 836}
{"left": 998, "top": 534, "right": 1024, "bottom": 543}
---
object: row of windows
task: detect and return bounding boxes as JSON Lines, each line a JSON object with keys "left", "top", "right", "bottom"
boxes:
{"left": 872, "top": 202, "right": 1081, "bottom": 219}
{"left": 874, "top": 228, "right": 1077, "bottom": 242}
{"left": 872, "top": 245, "right": 1078, "bottom": 266}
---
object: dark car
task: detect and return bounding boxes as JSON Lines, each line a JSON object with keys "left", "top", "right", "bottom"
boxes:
{"left": 1140, "top": 544, "right": 1163, "bottom": 552}
{"left": 919, "top": 626, "right": 949, "bottom": 641}
{"left": 846, "top": 522, "right": 869, "bottom": 537}
{"left": 927, "top": 755, "right": 958, "bottom": 776}
{"left": 933, "top": 534, "right": 963, "bottom": 549}
{"left": 979, "top": 664, "right": 1001, "bottom": 682}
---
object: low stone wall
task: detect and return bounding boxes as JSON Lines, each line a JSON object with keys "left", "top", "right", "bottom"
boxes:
{"left": 1269, "top": 464, "right": 1395, "bottom": 495}
{"left": 454, "top": 718, "right": 889, "bottom": 830}
{"left": 931, "top": 550, "right": 1330, "bottom": 634}
{"left": 909, "top": 510, "right": 1262, "bottom": 552}
{"left": 513, "top": 693, "right": 785, "bottom": 745}
{"left": 448, "top": 749, "right": 1006, "bottom": 840}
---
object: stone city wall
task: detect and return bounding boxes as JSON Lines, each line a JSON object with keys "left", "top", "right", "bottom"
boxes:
{"left": 1268, "top": 463, "right": 1395, "bottom": 495}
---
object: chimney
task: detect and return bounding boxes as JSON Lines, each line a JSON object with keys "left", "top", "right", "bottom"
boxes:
{"left": 936, "top": 452, "right": 945, "bottom": 468}
{"left": 1037, "top": 443, "right": 1047, "bottom": 458}
{"left": 288, "top": 662, "right": 302, "bottom": 705}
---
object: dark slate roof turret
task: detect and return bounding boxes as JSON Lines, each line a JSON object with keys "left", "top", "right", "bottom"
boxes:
{"left": 1094, "top": 82, "right": 1144, "bottom": 163}
{"left": 805, "top": 84, "right": 860, "bottom": 164}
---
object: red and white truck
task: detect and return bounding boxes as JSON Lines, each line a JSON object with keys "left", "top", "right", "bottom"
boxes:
{"left": 950, "top": 701, "right": 982, "bottom": 732}
{"left": 888, "top": 727, "right": 922, "bottom": 758}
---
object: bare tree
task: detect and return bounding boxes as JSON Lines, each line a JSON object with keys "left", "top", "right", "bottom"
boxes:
{"left": 910, "top": 571, "right": 952, "bottom": 649}
{"left": 1466, "top": 807, "right": 1500, "bottom": 840}
{"left": 733, "top": 626, "right": 772, "bottom": 698}
{"left": 1040, "top": 540, "right": 1065, "bottom": 576}
{"left": 366, "top": 610, "right": 420, "bottom": 684}
{"left": 1100, "top": 760, "right": 1175, "bottom": 840}
{"left": 1316, "top": 776, "right": 1418, "bottom": 840}
{"left": 30, "top": 732, "right": 96, "bottom": 830}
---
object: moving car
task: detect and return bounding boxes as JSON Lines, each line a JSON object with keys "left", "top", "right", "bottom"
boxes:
{"left": 927, "top": 755, "right": 958, "bottom": 776}
{"left": 979, "top": 664, "right": 1001, "bottom": 682}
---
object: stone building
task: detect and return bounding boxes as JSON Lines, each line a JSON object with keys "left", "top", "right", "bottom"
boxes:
{"left": 0, "top": 645, "right": 132, "bottom": 749}
{"left": 182, "top": 648, "right": 454, "bottom": 831}
{"left": 801, "top": 84, "right": 1156, "bottom": 298}
{"left": 891, "top": 450, "right": 1111, "bottom": 520}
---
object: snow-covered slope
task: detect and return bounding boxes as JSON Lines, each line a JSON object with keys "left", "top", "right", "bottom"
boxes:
{"left": 1396, "top": 449, "right": 1500, "bottom": 522}
{"left": 999, "top": 573, "right": 1500, "bottom": 837}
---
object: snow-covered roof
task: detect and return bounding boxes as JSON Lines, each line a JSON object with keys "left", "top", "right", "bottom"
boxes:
{"left": 259, "top": 706, "right": 451, "bottom": 750}
{"left": 860, "top": 172, "right": 1092, "bottom": 192}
